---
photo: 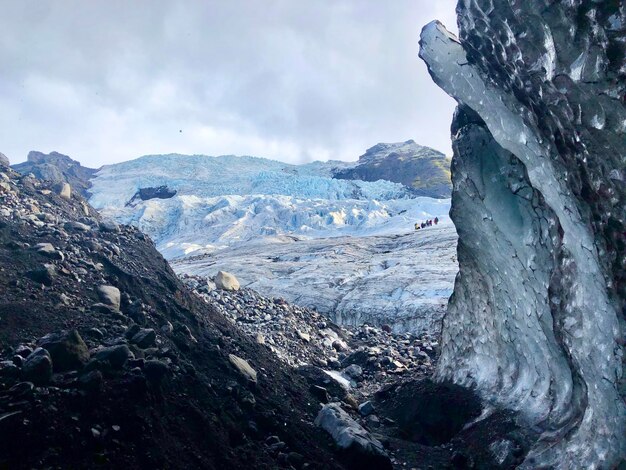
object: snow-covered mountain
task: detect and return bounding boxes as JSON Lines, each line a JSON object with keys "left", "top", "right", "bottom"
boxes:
{"left": 87, "top": 144, "right": 457, "bottom": 333}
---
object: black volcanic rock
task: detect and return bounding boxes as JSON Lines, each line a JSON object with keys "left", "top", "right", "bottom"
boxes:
{"left": 333, "top": 140, "right": 451, "bottom": 198}
{"left": 126, "top": 185, "right": 177, "bottom": 206}
{"left": 12, "top": 151, "right": 97, "bottom": 198}
{"left": 420, "top": 1, "right": 625, "bottom": 467}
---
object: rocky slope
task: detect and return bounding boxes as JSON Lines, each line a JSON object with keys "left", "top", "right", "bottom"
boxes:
{"left": 0, "top": 161, "right": 349, "bottom": 469}
{"left": 333, "top": 140, "right": 451, "bottom": 198}
{"left": 12, "top": 151, "right": 97, "bottom": 198}
{"left": 419, "top": 1, "right": 625, "bottom": 468}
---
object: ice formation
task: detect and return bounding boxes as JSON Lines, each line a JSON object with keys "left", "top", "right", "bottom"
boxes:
{"left": 419, "top": 1, "right": 625, "bottom": 467}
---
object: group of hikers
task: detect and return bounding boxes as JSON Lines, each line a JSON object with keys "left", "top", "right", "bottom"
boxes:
{"left": 414, "top": 217, "right": 438, "bottom": 230}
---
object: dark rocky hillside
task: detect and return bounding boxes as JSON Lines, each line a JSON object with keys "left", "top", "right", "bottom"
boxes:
{"left": 12, "top": 151, "right": 97, "bottom": 198}
{"left": 0, "top": 162, "right": 348, "bottom": 469}
{"left": 333, "top": 140, "right": 452, "bottom": 198}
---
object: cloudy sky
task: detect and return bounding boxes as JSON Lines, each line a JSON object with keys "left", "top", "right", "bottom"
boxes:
{"left": 0, "top": 0, "right": 457, "bottom": 167}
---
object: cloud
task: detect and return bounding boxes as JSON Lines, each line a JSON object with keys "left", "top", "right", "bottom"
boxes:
{"left": 0, "top": 0, "right": 457, "bottom": 167}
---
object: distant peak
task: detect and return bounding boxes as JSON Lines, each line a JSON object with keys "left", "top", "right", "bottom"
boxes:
{"left": 27, "top": 150, "right": 77, "bottom": 165}
{"left": 360, "top": 140, "right": 443, "bottom": 163}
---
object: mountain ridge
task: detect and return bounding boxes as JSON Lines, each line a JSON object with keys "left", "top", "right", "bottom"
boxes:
{"left": 333, "top": 140, "right": 451, "bottom": 198}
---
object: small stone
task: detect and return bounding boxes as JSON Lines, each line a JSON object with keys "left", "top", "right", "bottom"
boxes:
{"left": 56, "top": 182, "right": 71, "bottom": 199}
{"left": 143, "top": 359, "right": 169, "bottom": 385}
{"left": 35, "top": 243, "right": 63, "bottom": 260}
{"left": 22, "top": 348, "right": 53, "bottom": 385}
{"left": 38, "top": 329, "right": 90, "bottom": 372}
{"left": 87, "top": 328, "right": 105, "bottom": 340}
{"left": 64, "top": 221, "right": 90, "bottom": 232}
{"left": 94, "top": 345, "right": 133, "bottom": 369}
{"left": 343, "top": 364, "right": 363, "bottom": 379}
{"left": 27, "top": 264, "right": 56, "bottom": 286}
{"left": 99, "top": 219, "right": 120, "bottom": 232}
{"left": 124, "top": 324, "right": 141, "bottom": 339}
{"left": 0, "top": 361, "right": 19, "bottom": 378}
{"left": 78, "top": 370, "right": 103, "bottom": 394}
{"left": 310, "top": 385, "right": 330, "bottom": 404}
{"left": 131, "top": 328, "right": 156, "bottom": 349}
{"left": 97, "top": 285, "right": 121, "bottom": 310}
{"left": 358, "top": 401, "right": 376, "bottom": 417}
{"left": 286, "top": 452, "right": 305, "bottom": 469}
{"left": 15, "top": 345, "right": 33, "bottom": 358}
{"left": 314, "top": 403, "right": 391, "bottom": 469}
{"left": 228, "top": 354, "right": 257, "bottom": 382}
{"left": 297, "top": 330, "right": 311, "bottom": 343}
{"left": 8, "top": 381, "right": 34, "bottom": 398}
{"left": 215, "top": 271, "right": 240, "bottom": 291}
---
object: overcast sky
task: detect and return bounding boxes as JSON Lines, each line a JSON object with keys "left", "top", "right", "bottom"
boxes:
{"left": 0, "top": 1, "right": 457, "bottom": 167}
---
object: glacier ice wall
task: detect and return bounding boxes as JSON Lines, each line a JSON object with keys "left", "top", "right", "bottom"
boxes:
{"left": 419, "top": 1, "right": 625, "bottom": 468}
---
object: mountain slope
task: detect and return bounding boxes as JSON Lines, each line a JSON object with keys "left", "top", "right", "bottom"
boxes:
{"left": 0, "top": 163, "right": 346, "bottom": 469}
{"left": 333, "top": 140, "right": 451, "bottom": 198}
{"left": 12, "top": 151, "right": 97, "bottom": 198}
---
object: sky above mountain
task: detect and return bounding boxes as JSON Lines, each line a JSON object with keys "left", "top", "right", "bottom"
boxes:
{"left": 0, "top": 0, "right": 457, "bottom": 167}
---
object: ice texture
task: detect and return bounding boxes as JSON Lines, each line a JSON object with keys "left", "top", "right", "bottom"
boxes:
{"left": 173, "top": 221, "right": 457, "bottom": 334}
{"left": 419, "top": 2, "right": 626, "bottom": 467}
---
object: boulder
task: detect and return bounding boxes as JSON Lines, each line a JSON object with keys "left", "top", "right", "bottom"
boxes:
{"left": 314, "top": 403, "right": 391, "bottom": 469}
{"left": 358, "top": 401, "right": 375, "bottom": 417}
{"left": 131, "top": 328, "right": 156, "bottom": 349}
{"left": 215, "top": 271, "right": 240, "bottom": 291}
{"left": 0, "top": 153, "right": 9, "bottom": 167}
{"left": 228, "top": 354, "right": 257, "bottom": 382}
{"left": 78, "top": 370, "right": 103, "bottom": 394}
{"left": 56, "top": 182, "right": 71, "bottom": 199}
{"left": 343, "top": 364, "right": 363, "bottom": 379}
{"left": 297, "top": 366, "right": 349, "bottom": 401}
{"left": 97, "top": 285, "right": 121, "bottom": 310}
{"left": 94, "top": 345, "right": 133, "bottom": 369}
{"left": 64, "top": 221, "right": 90, "bottom": 232}
{"left": 38, "top": 330, "right": 90, "bottom": 372}
{"left": 35, "top": 243, "right": 63, "bottom": 260}
{"left": 27, "top": 264, "right": 56, "bottom": 286}
{"left": 143, "top": 359, "right": 169, "bottom": 385}
{"left": 22, "top": 348, "right": 53, "bottom": 385}
{"left": 99, "top": 220, "right": 120, "bottom": 233}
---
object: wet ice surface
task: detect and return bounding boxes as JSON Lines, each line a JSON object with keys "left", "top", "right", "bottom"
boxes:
{"left": 419, "top": 14, "right": 625, "bottom": 468}
{"left": 172, "top": 221, "right": 458, "bottom": 334}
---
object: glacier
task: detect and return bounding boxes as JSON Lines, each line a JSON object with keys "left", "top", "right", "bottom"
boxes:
{"left": 89, "top": 152, "right": 457, "bottom": 333}
{"left": 419, "top": 1, "right": 626, "bottom": 466}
